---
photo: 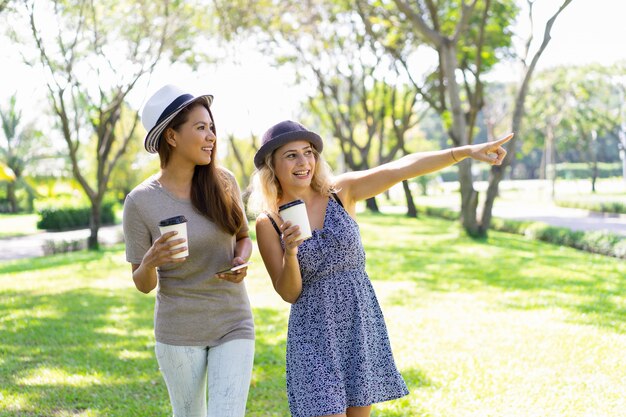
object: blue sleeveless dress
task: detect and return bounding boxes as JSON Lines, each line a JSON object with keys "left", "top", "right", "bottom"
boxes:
{"left": 280, "top": 197, "right": 408, "bottom": 417}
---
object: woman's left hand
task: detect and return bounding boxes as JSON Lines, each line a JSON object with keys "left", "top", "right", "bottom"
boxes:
{"left": 216, "top": 256, "right": 248, "bottom": 283}
{"left": 468, "top": 133, "right": 514, "bottom": 165}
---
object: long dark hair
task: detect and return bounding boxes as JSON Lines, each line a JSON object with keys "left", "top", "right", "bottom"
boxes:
{"left": 157, "top": 99, "right": 244, "bottom": 235}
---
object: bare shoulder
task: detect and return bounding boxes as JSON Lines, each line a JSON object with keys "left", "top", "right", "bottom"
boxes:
{"left": 255, "top": 212, "right": 271, "bottom": 227}
{"left": 255, "top": 212, "right": 283, "bottom": 257}
{"left": 334, "top": 170, "right": 360, "bottom": 186}
{"left": 333, "top": 173, "right": 361, "bottom": 211}
{"left": 333, "top": 172, "right": 356, "bottom": 195}
{"left": 334, "top": 169, "right": 375, "bottom": 192}
{"left": 255, "top": 213, "right": 277, "bottom": 235}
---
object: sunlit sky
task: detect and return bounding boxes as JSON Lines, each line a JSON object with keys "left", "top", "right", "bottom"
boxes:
{"left": 1, "top": 0, "right": 625, "bottom": 139}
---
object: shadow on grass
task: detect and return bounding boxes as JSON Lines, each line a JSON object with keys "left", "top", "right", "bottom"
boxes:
{"left": 359, "top": 212, "right": 626, "bottom": 334}
{"left": 1, "top": 292, "right": 295, "bottom": 416}
{"left": 401, "top": 366, "right": 436, "bottom": 394}
{"left": 247, "top": 307, "right": 290, "bottom": 416}
{"left": 0, "top": 287, "right": 171, "bottom": 416}
{"left": 0, "top": 242, "right": 443, "bottom": 416}
{"left": 367, "top": 367, "right": 434, "bottom": 417}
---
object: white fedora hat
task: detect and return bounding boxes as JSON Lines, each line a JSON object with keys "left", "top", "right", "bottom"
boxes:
{"left": 141, "top": 84, "right": 214, "bottom": 153}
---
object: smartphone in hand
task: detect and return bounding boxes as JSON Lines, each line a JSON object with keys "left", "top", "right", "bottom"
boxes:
{"left": 216, "top": 261, "right": 253, "bottom": 275}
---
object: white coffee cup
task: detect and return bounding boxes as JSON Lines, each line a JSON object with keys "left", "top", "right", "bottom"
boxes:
{"left": 158, "top": 215, "right": 189, "bottom": 258}
{"left": 278, "top": 199, "right": 313, "bottom": 241}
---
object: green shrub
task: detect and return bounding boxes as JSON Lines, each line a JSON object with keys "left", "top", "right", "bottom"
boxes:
{"left": 439, "top": 165, "right": 492, "bottom": 182}
{"left": 490, "top": 218, "right": 533, "bottom": 235}
{"left": 418, "top": 204, "right": 626, "bottom": 259}
{"left": 523, "top": 223, "right": 585, "bottom": 248}
{"left": 418, "top": 205, "right": 459, "bottom": 220}
{"left": 613, "top": 239, "right": 626, "bottom": 258}
{"left": 579, "top": 231, "right": 623, "bottom": 256}
{"left": 437, "top": 162, "right": 621, "bottom": 183}
{"left": 37, "top": 200, "right": 117, "bottom": 231}
{"left": 555, "top": 200, "right": 626, "bottom": 215}
{"left": 518, "top": 223, "right": 624, "bottom": 258}
{"left": 42, "top": 238, "right": 88, "bottom": 255}
{"left": 557, "top": 162, "right": 622, "bottom": 180}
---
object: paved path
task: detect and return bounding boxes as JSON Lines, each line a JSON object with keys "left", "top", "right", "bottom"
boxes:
{"left": 381, "top": 201, "right": 626, "bottom": 236}
{"left": 1, "top": 202, "right": 625, "bottom": 261}
{"left": 0, "top": 224, "right": 123, "bottom": 261}
{"left": 491, "top": 201, "right": 626, "bottom": 237}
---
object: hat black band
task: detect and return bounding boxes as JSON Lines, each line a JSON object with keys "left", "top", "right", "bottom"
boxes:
{"left": 155, "top": 94, "right": 195, "bottom": 126}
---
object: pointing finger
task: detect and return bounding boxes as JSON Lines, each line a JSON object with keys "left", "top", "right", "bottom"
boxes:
{"left": 493, "top": 132, "right": 514, "bottom": 146}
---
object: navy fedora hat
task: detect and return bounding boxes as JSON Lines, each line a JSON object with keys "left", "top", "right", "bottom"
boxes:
{"left": 141, "top": 84, "right": 214, "bottom": 153}
{"left": 254, "top": 120, "right": 323, "bottom": 169}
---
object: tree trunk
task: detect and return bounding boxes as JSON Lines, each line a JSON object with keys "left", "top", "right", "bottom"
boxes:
{"left": 441, "top": 42, "right": 480, "bottom": 236}
{"left": 619, "top": 128, "right": 626, "bottom": 188}
{"left": 458, "top": 160, "right": 480, "bottom": 236}
{"left": 591, "top": 165, "right": 597, "bottom": 193}
{"left": 590, "top": 131, "right": 598, "bottom": 193}
{"left": 479, "top": 165, "right": 503, "bottom": 235}
{"left": 365, "top": 197, "right": 379, "bottom": 213}
{"left": 401, "top": 180, "right": 417, "bottom": 218}
{"left": 546, "top": 126, "right": 556, "bottom": 199}
{"left": 7, "top": 182, "right": 18, "bottom": 213}
{"left": 479, "top": 0, "right": 574, "bottom": 233}
{"left": 88, "top": 198, "right": 101, "bottom": 250}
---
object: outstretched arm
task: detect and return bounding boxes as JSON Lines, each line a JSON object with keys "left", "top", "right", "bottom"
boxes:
{"left": 335, "top": 133, "right": 513, "bottom": 210}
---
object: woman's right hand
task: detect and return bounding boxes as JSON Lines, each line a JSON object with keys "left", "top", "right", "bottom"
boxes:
{"left": 141, "top": 231, "right": 187, "bottom": 269}
{"left": 280, "top": 221, "right": 304, "bottom": 255}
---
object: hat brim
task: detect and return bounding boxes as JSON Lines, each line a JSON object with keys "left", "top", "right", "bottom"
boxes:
{"left": 253, "top": 131, "right": 323, "bottom": 169}
{"left": 144, "top": 94, "right": 214, "bottom": 153}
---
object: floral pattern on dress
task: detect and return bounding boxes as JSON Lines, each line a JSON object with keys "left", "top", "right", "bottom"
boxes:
{"left": 285, "top": 198, "right": 409, "bottom": 417}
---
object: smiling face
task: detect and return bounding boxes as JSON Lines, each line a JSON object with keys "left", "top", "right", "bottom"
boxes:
{"left": 163, "top": 103, "right": 216, "bottom": 167}
{"left": 272, "top": 140, "right": 317, "bottom": 192}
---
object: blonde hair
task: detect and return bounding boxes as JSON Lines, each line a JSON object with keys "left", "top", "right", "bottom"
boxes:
{"left": 248, "top": 147, "right": 336, "bottom": 215}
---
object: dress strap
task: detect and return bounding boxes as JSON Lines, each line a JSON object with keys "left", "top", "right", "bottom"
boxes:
{"left": 263, "top": 211, "right": 282, "bottom": 236}
{"left": 331, "top": 192, "right": 344, "bottom": 208}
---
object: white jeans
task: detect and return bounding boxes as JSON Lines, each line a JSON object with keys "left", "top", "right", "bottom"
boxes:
{"left": 155, "top": 339, "right": 255, "bottom": 417}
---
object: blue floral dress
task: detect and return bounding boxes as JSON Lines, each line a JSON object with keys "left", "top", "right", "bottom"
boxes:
{"left": 271, "top": 197, "right": 408, "bottom": 417}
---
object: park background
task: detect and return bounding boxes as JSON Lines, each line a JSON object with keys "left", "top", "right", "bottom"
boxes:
{"left": 1, "top": 0, "right": 625, "bottom": 416}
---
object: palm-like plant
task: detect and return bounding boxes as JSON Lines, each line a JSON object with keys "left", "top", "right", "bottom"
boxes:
{"left": 0, "top": 95, "right": 42, "bottom": 212}
{"left": 0, "top": 162, "right": 15, "bottom": 181}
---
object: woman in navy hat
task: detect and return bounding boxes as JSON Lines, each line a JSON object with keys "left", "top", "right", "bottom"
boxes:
{"left": 122, "top": 85, "right": 255, "bottom": 417}
{"left": 250, "top": 120, "right": 513, "bottom": 417}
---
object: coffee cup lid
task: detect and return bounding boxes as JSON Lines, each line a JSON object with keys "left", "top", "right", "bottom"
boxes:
{"left": 278, "top": 199, "right": 304, "bottom": 212}
{"left": 159, "top": 215, "right": 188, "bottom": 226}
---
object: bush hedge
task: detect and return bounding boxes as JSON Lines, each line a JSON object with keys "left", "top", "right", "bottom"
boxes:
{"left": 418, "top": 205, "right": 626, "bottom": 259}
{"left": 37, "top": 201, "right": 116, "bottom": 231}
{"left": 418, "top": 205, "right": 460, "bottom": 221}
{"left": 557, "top": 162, "right": 622, "bottom": 180}
{"left": 439, "top": 166, "right": 491, "bottom": 182}
{"left": 42, "top": 238, "right": 88, "bottom": 255}
{"left": 439, "top": 162, "right": 622, "bottom": 182}
{"left": 555, "top": 199, "right": 626, "bottom": 215}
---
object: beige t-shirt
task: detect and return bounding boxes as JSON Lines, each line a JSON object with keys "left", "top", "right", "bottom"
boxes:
{"left": 122, "top": 171, "right": 254, "bottom": 346}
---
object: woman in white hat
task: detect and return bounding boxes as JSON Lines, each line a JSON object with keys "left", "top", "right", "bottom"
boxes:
{"left": 122, "top": 85, "right": 254, "bottom": 417}
{"left": 249, "top": 120, "right": 513, "bottom": 417}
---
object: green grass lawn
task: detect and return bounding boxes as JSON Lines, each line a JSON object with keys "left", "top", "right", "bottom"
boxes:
{"left": 1, "top": 213, "right": 625, "bottom": 416}
{"left": 0, "top": 213, "right": 39, "bottom": 238}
